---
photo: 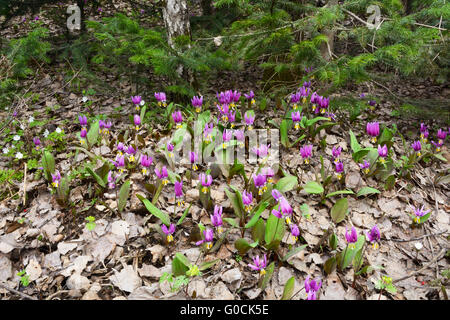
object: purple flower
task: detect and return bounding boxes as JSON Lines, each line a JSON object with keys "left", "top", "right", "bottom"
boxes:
{"left": 211, "top": 205, "right": 224, "bottom": 233}
{"left": 359, "top": 160, "right": 370, "bottom": 174}
{"left": 334, "top": 161, "right": 344, "bottom": 180}
{"left": 431, "top": 140, "right": 444, "bottom": 152}
{"left": 162, "top": 223, "right": 176, "bottom": 243}
{"left": 299, "top": 86, "right": 310, "bottom": 103}
{"left": 272, "top": 208, "right": 282, "bottom": 219}
{"left": 411, "top": 205, "right": 430, "bottom": 224}
{"left": 222, "top": 129, "right": 233, "bottom": 145}
{"left": 113, "top": 155, "right": 125, "bottom": 172}
{"left": 318, "top": 96, "right": 330, "bottom": 113}
{"left": 290, "top": 92, "right": 301, "bottom": 109}
{"left": 134, "top": 115, "right": 141, "bottom": 130}
{"left": 244, "top": 91, "right": 255, "bottom": 104}
{"left": 80, "top": 128, "right": 87, "bottom": 139}
{"left": 290, "top": 224, "right": 300, "bottom": 242}
{"left": 140, "top": 155, "right": 153, "bottom": 175}
{"left": 242, "top": 191, "right": 253, "bottom": 212}
{"left": 131, "top": 95, "right": 142, "bottom": 105}
{"left": 252, "top": 144, "right": 269, "bottom": 158}
{"left": 154, "top": 92, "right": 167, "bottom": 106}
{"left": 117, "top": 142, "right": 125, "bottom": 154}
{"left": 272, "top": 189, "right": 282, "bottom": 201}
{"left": 204, "top": 122, "right": 214, "bottom": 142}
{"left": 253, "top": 174, "right": 267, "bottom": 195}
{"left": 437, "top": 129, "right": 447, "bottom": 143}
{"left": 155, "top": 166, "right": 169, "bottom": 185}
{"left": 199, "top": 173, "right": 212, "bottom": 193}
{"left": 303, "top": 81, "right": 311, "bottom": 88}
{"left": 305, "top": 276, "right": 322, "bottom": 300}
{"left": 411, "top": 140, "right": 421, "bottom": 155}
{"left": 167, "top": 142, "right": 174, "bottom": 153}
{"left": 244, "top": 112, "right": 255, "bottom": 129}
{"left": 191, "top": 95, "right": 203, "bottom": 112}
{"left": 368, "top": 100, "right": 376, "bottom": 107}
{"left": 172, "top": 111, "right": 183, "bottom": 127}
{"left": 248, "top": 254, "right": 267, "bottom": 275}
{"left": 196, "top": 229, "right": 214, "bottom": 249}
{"left": 174, "top": 181, "right": 184, "bottom": 206}
{"left": 359, "top": 93, "right": 366, "bottom": 98}
{"left": 345, "top": 226, "right": 358, "bottom": 246}
{"left": 300, "top": 144, "right": 313, "bottom": 164}
{"left": 78, "top": 115, "right": 87, "bottom": 126}
{"left": 378, "top": 144, "right": 388, "bottom": 162}
{"left": 332, "top": 146, "right": 342, "bottom": 161}
{"left": 126, "top": 146, "right": 136, "bottom": 162}
{"left": 366, "top": 122, "right": 380, "bottom": 143}
{"left": 107, "top": 171, "right": 118, "bottom": 189}
{"left": 366, "top": 225, "right": 381, "bottom": 249}
{"left": 261, "top": 167, "right": 275, "bottom": 183}
{"left": 33, "top": 137, "right": 41, "bottom": 148}
{"left": 51, "top": 170, "right": 61, "bottom": 188}
{"left": 292, "top": 111, "right": 303, "bottom": 129}
{"left": 420, "top": 123, "right": 427, "bottom": 133}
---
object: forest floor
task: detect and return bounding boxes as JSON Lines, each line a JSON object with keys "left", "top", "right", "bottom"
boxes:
{"left": 0, "top": 3, "right": 449, "bottom": 301}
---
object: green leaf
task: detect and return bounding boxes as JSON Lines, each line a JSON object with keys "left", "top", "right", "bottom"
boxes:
{"left": 329, "top": 233, "right": 338, "bottom": 250}
{"left": 117, "top": 180, "right": 131, "bottom": 213}
{"left": 433, "top": 153, "right": 447, "bottom": 162}
{"left": 172, "top": 255, "right": 189, "bottom": 276}
{"left": 174, "top": 253, "right": 190, "bottom": 267}
{"left": 252, "top": 218, "right": 265, "bottom": 243}
{"left": 306, "top": 116, "right": 329, "bottom": 127}
{"left": 330, "top": 198, "right": 348, "bottom": 223}
{"left": 326, "top": 189, "right": 354, "bottom": 198}
{"left": 280, "top": 119, "right": 290, "bottom": 147}
{"left": 289, "top": 134, "right": 306, "bottom": 147}
{"left": 245, "top": 201, "right": 269, "bottom": 229}
{"left": 356, "top": 187, "right": 380, "bottom": 197}
{"left": 136, "top": 194, "right": 170, "bottom": 226}
{"left": 225, "top": 187, "right": 244, "bottom": 219}
{"left": 303, "top": 181, "right": 324, "bottom": 194}
{"left": 223, "top": 217, "right": 239, "bottom": 228}
{"left": 176, "top": 204, "right": 191, "bottom": 226}
{"left": 87, "top": 121, "right": 99, "bottom": 146}
{"left": 235, "top": 238, "right": 259, "bottom": 255}
{"left": 265, "top": 214, "right": 285, "bottom": 245}
{"left": 349, "top": 130, "right": 361, "bottom": 153}
{"left": 259, "top": 262, "right": 275, "bottom": 290}
{"left": 41, "top": 150, "right": 55, "bottom": 181}
{"left": 274, "top": 175, "right": 298, "bottom": 193}
{"left": 324, "top": 256, "right": 337, "bottom": 275}
{"left": 282, "top": 244, "right": 307, "bottom": 262}
{"left": 419, "top": 211, "right": 432, "bottom": 224}
{"left": 300, "top": 203, "right": 310, "bottom": 218}
{"left": 384, "top": 175, "right": 396, "bottom": 191}
{"left": 281, "top": 277, "right": 295, "bottom": 300}
{"left": 199, "top": 259, "right": 219, "bottom": 271}
{"left": 352, "top": 148, "right": 371, "bottom": 163}
{"left": 378, "top": 127, "right": 393, "bottom": 148}
{"left": 85, "top": 166, "right": 106, "bottom": 188}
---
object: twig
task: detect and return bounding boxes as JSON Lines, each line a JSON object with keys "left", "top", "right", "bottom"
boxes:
{"left": 45, "top": 290, "right": 70, "bottom": 300}
{"left": 0, "top": 282, "right": 38, "bottom": 300}
{"left": 393, "top": 248, "right": 447, "bottom": 284}
{"left": 22, "top": 163, "right": 27, "bottom": 207}
{"left": 383, "top": 231, "right": 447, "bottom": 242}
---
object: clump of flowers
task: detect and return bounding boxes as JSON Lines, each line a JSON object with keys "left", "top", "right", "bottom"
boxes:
{"left": 248, "top": 254, "right": 267, "bottom": 276}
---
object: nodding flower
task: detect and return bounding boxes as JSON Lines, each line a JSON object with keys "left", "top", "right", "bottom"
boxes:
{"left": 190, "top": 151, "right": 199, "bottom": 171}
{"left": 113, "top": 154, "right": 126, "bottom": 170}
{"left": 290, "top": 92, "right": 301, "bottom": 110}
{"left": 253, "top": 174, "right": 267, "bottom": 195}
{"left": 437, "top": 129, "right": 447, "bottom": 144}
{"left": 154, "top": 92, "right": 167, "bottom": 106}
{"left": 167, "top": 142, "right": 174, "bottom": 158}
{"left": 161, "top": 224, "right": 176, "bottom": 243}
{"left": 377, "top": 144, "right": 388, "bottom": 163}
{"left": 366, "top": 225, "right": 381, "bottom": 249}
{"left": 222, "top": 129, "right": 233, "bottom": 149}
{"left": 252, "top": 144, "right": 270, "bottom": 159}
{"left": 211, "top": 205, "right": 224, "bottom": 234}
{"left": 298, "top": 86, "right": 310, "bottom": 103}
{"left": 318, "top": 96, "right": 329, "bottom": 114}
{"left": 99, "top": 120, "right": 112, "bottom": 135}
{"left": 172, "top": 111, "right": 183, "bottom": 128}
{"left": 217, "top": 90, "right": 232, "bottom": 105}
{"left": 325, "top": 111, "right": 336, "bottom": 122}
{"left": 300, "top": 144, "right": 313, "bottom": 164}
{"left": 332, "top": 146, "right": 342, "bottom": 162}
{"left": 411, "top": 205, "right": 430, "bottom": 224}
{"left": 51, "top": 170, "right": 61, "bottom": 188}
{"left": 234, "top": 130, "right": 245, "bottom": 147}
{"left": 303, "top": 81, "right": 311, "bottom": 88}
{"left": 431, "top": 140, "right": 443, "bottom": 152}
{"left": 279, "top": 196, "right": 293, "bottom": 224}
{"left": 262, "top": 167, "right": 274, "bottom": 184}
{"left": 218, "top": 103, "right": 230, "bottom": 122}
{"left": 33, "top": 137, "right": 41, "bottom": 149}
{"left": 411, "top": 140, "right": 421, "bottom": 156}
{"left": 230, "top": 90, "right": 241, "bottom": 106}
{"left": 126, "top": 146, "right": 136, "bottom": 162}
{"left": 291, "top": 111, "right": 303, "bottom": 129}
{"left": 242, "top": 190, "right": 253, "bottom": 213}
{"left": 204, "top": 122, "right": 214, "bottom": 143}
{"left": 359, "top": 160, "right": 370, "bottom": 174}
{"left": 290, "top": 224, "right": 300, "bottom": 242}
{"left": 191, "top": 95, "right": 203, "bottom": 113}
{"left": 174, "top": 181, "right": 184, "bottom": 206}
{"left": 345, "top": 226, "right": 358, "bottom": 248}
{"left": 199, "top": 173, "right": 213, "bottom": 193}
{"left": 107, "top": 171, "right": 118, "bottom": 189}
{"left": 304, "top": 276, "right": 322, "bottom": 300}
{"left": 80, "top": 128, "right": 87, "bottom": 144}
{"left": 248, "top": 254, "right": 267, "bottom": 276}
{"left": 228, "top": 111, "right": 236, "bottom": 128}
{"left": 196, "top": 229, "right": 214, "bottom": 249}
{"left": 272, "top": 189, "right": 283, "bottom": 202}
{"left": 155, "top": 166, "right": 169, "bottom": 185}
{"left": 310, "top": 92, "right": 319, "bottom": 111}
{"left": 244, "top": 91, "right": 255, "bottom": 104}
{"left": 140, "top": 155, "right": 153, "bottom": 175}
{"left": 134, "top": 115, "right": 141, "bottom": 130}
{"left": 366, "top": 122, "right": 380, "bottom": 143}
{"left": 334, "top": 161, "right": 344, "bottom": 180}
{"left": 116, "top": 142, "right": 125, "bottom": 155}
{"left": 368, "top": 100, "right": 376, "bottom": 110}
{"left": 131, "top": 95, "right": 142, "bottom": 106}
{"left": 244, "top": 111, "right": 255, "bottom": 130}
{"left": 78, "top": 115, "right": 87, "bottom": 127}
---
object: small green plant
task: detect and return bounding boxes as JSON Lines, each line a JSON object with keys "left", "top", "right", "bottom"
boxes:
{"left": 17, "top": 269, "right": 30, "bottom": 287}
{"left": 375, "top": 275, "right": 397, "bottom": 299}
{"left": 85, "top": 216, "right": 96, "bottom": 231}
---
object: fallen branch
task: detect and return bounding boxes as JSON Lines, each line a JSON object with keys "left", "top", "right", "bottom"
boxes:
{"left": 0, "top": 282, "right": 38, "bottom": 300}
{"left": 393, "top": 248, "right": 448, "bottom": 284}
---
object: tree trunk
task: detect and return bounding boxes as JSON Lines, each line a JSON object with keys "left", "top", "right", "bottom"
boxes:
{"left": 162, "top": 0, "right": 196, "bottom": 87}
